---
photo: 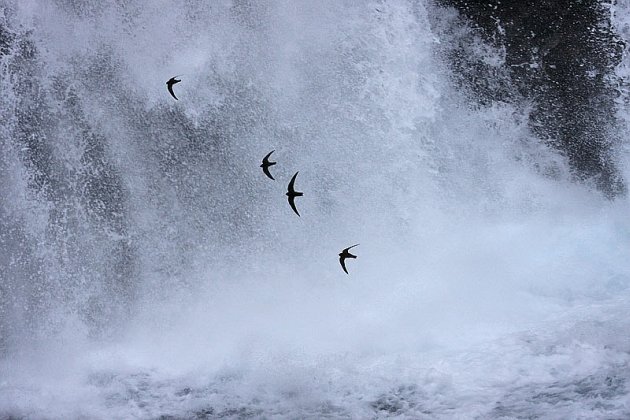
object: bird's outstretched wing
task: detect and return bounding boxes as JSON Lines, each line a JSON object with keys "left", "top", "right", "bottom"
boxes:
{"left": 263, "top": 166, "right": 275, "bottom": 180}
{"left": 288, "top": 196, "right": 300, "bottom": 217}
{"left": 339, "top": 256, "right": 349, "bottom": 274}
{"left": 263, "top": 150, "right": 275, "bottom": 163}
{"left": 168, "top": 85, "right": 178, "bottom": 100}
{"left": 343, "top": 244, "right": 360, "bottom": 253}
{"left": 288, "top": 171, "right": 299, "bottom": 193}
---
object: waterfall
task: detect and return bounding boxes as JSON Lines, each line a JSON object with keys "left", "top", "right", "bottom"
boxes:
{"left": 1, "top": 1, "right": 630, "bottom": 418}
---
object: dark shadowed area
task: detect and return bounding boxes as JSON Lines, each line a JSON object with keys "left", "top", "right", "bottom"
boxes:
{"left": 436, "top": 0, "right": 626, "bottom": 197}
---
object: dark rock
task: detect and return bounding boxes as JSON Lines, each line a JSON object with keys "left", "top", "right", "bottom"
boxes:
{"left": 436, "top": 0, "right": 626, "bottom": 197}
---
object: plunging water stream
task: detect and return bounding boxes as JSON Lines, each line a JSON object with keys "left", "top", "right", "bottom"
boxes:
{"left": 2, "top": 1, "right": 630, "bottom": 418}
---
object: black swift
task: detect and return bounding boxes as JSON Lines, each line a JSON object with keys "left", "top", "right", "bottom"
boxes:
{"left": 260, "top": 150, "right": 277, "bottom": 180}
{"left": 339, "top": 244, "right": 359, "bottom": 274}
{"left": 286, "top": 171, "right": 303, "bottom": 217}
{"left": 166, "top": 76, "right": 181, "bottom": 100}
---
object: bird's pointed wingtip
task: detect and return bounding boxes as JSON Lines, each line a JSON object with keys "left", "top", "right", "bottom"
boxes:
{"left": 287, "top": 197, "right": 301, "bottom": 216}
{"left": 262, "top": 166, "right": 274, "bottom": 180}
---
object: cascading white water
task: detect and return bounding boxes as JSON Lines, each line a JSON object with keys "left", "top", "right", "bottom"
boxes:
{"left": 2, "top": 0, "right": 630, "bottom": 418}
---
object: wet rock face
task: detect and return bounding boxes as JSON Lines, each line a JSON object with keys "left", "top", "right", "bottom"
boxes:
{"left": 439, "top": 0, "right": 626, "bottom": 198}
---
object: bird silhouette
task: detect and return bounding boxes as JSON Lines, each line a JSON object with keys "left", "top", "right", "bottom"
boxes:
{"left": 339, "top": 244, "right": 359, "bottom": 274}
{"left": 286, "top": 171, "right": 303, "bottom": 217}
{"left": 260, "top": 150, "right": 277, "bottom": 180}
{"left": 166, "top": 76, "right": 181, "bottom": 100}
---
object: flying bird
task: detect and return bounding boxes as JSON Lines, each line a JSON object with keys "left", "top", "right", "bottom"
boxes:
{"left": 339, "top": 244, "right": 359, "bottom": 274}
{"left": 260, "top": 150, "right": 277, "bottom": 180}
{"left": 166, "top": 76, "right": 181, "bottom": 100}
{"left": 286, "top": 171, "right": 303, "bottom": 217}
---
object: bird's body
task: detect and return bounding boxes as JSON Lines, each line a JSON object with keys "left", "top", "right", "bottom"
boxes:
{"left": 339, "top": 244, "right": 359, "bottom": 274}
{"left": 286, "top": 171, "right": 303, "bottom": 217}
{"left": 166, "top": 76, "right": 181, "bottom": 100}
{"left": 260, "top": 150, "right": 277, "bottom": 180}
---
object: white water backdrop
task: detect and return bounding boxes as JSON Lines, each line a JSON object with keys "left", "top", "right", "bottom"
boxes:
{"left": 2, "top": 0, "right": 630, "bottom": 418}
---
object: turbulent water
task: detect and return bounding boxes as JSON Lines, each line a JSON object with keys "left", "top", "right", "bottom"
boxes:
{"left": 2, "top": 0, "right": 630, "bottom": 418}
